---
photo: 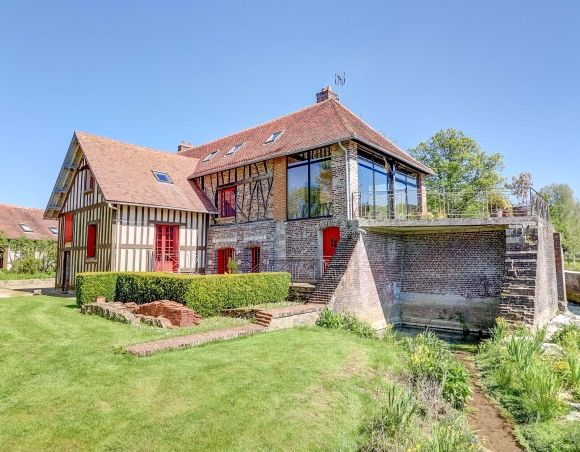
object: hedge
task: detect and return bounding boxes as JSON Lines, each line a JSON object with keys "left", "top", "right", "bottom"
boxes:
{"left": 75, "top": 272, "right": 291, "bottom": 317}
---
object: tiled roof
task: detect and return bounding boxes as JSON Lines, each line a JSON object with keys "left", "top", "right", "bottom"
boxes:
{"left": 0, "top": 203, "right": 59, "bottom": 240}
{"left": 75, "top": 132, "right": 218, "bottom": 213}
{"left": 181, "top": 98, "right": 433, "bottom": 177}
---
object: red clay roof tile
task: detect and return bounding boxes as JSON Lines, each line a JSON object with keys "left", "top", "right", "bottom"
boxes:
{"left": 0, "top": 204, "right": 59, "bottom": 240}
{"left": 180, "top": 98, "right": 433, "bottom": 177}
{"left": 75, "top": 132, "right": 217, "bottom": 213}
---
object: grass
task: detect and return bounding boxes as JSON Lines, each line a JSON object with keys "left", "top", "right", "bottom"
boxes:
{"left": 476, "top": 318, "right": 580, "bottom": 451}
{"left": 0, "top": 295, "right": 401, "bottom": 451}
{"left": 0, "top": 270, "right": 55, "bottom": 280}
{"left": 565, "top": 261, "right": 580, "bottom": 272}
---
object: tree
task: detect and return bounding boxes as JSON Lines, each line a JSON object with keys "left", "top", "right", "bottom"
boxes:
{"left": 408, "top": 129, "right": 505, "bottom": 193}
{"left": 539, "top": 183, "right": 580, "bottom": 255}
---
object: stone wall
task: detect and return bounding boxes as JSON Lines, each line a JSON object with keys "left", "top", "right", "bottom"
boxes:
{"left": 554, "top": 233, "right": 567, "bottom": 308}
{"left": 206, "top": 220, "right": 276, "bottom": 274}
{"left": 566, "top": 271, "right": 580, "bottom": 303}
{"left": 535, "top": 221, "right": 559, "bottom": 326}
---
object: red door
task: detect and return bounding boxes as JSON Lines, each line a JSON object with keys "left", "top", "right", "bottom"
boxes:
{"left": 155, "top": 225, "right": 179, "bottom": 272}
{"left": 218, "top": 248, "right": 235, "bottom": 274}
{"left": 322, "top": 227, "right": 340, "bottom": 272}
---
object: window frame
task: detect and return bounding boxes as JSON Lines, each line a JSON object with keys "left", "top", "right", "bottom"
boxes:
{"left": 220, "top": 187, "right": 236, "bottom": 218}
{"left": 203, "top": 150, "right": 219, "bottom": 162}
{"left": 225, "top": 143, "right": 244, "bottom": 156}
{"left": 286, "top": 147, "right": 333, "bottom": 220}
{"left": 152, "top": 170, "right": 173, "bottom": 184}
{"left": 264, "top": 130, "right": 284, "bottom": 144}
{"left": 86, "top": 223, "right": 97, "bottom": 259}
{"left": 19, "top": 223, "right": 33, "bottom": 233}
{"left": 48, "top": 226, "right": 58, "bottom": 235}
{"left": 251, "top": 247, "right": 260, "bottom": 273}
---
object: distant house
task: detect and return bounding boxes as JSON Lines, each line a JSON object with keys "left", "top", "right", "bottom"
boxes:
{"left": 0, "top": 203, "right": 58, "bottom": 270}
{"left": 45, "top": 87, "right": 564, "bottom": 330}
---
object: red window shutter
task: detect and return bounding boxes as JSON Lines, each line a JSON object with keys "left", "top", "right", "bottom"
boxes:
{"left": 87, "top": 224, "right": 97, "bottom": 258}
{"left": 64, "top": 215, "right": 73, "bottom": 243}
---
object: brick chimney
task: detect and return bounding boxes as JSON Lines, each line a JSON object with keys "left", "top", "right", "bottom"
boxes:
{"left": 177, "top": 141, "right": 194, "bottom": 153}
{"left": 316, "top": 86, "right": 338, "bottom": 103}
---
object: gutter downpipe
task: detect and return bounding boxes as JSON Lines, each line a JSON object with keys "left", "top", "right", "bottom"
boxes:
{"left": 338, "top": 141, "right": 351, "bottom": 220}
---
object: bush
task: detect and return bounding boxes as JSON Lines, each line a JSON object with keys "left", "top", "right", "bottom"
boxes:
{"left": 404, "top": 330, "right": 471, "bottom": 408}
{"left": 75, "top": 272, "right": 291, "bottom": 317}
{"left": 315, "top": 308, "right": 378, "bottom": 339}
{"left": 76, "top": 273, "right": 119, "bottom": 305}
{"left": 10, "top": 257, "right": 43, "bottom": 274}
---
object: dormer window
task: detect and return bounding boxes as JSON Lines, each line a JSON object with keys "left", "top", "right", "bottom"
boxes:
{"left": 152, "top": 171, "right": 172, "bottom": 184}
{"left": 225, "top": 143, "right": 244, "bottom": 156}
{"left": 48, "top": 226, "right": 58, "bottom": 234}
{"left": 203, "top": 151, "right": 219, "bottom": 162}
{"left": 19, "top": 223, "right": 33, "bottom": 233}
{"left": 264, "top": 130, "right": 283, "bottom": 144}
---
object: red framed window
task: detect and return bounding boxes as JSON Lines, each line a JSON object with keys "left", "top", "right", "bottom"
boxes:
{"left": 220, "top": 187, "right": 236, "bottom": 217}
{"left": 154, "top": 225, "right": 179, "bottom": 272}
{"left": 64, "top": 214, "right": 73, "bottom": 243}
{"left": 217, "top": 248, "right": 235, "bottom": 274}
{"left": 87, "top": 224, "right": 97, "bottom": 258}
{"left": 251, "top": 247, "right": 260, "bottom": 273}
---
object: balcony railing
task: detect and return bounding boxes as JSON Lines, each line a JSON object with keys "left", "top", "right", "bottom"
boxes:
{"left": 352, "top": 188, "right": 550, "bottom": 221}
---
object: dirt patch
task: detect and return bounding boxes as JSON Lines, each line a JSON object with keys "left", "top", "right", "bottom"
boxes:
{"left": 456, "top": 352, "right": 525, "bottom": 452}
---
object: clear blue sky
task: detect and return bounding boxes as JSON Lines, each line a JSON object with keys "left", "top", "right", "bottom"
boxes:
{"left": 1, "top": 0, "right": 579, "bottom": 208}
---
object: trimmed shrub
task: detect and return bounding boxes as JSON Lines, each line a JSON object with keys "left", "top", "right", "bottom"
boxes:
{"left": 75, "top": 271, "right": 291, "bottom": 317}
{"left": 76, "top": 272, "right": 119, "bottom": 306}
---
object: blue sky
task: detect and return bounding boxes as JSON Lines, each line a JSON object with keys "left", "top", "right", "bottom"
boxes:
{"left": 1, "top": 0, "right": 579, "bottom": 208}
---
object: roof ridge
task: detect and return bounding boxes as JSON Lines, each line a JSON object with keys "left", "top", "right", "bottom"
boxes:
{"left": 330, "top": 99, "right": 355, "bottom": 136}
{"left": 0, "top": 203, "right": 44, "bottom": 211}
{"left": 74, "top": 131, "right": 195, "bottom": 160}
{"left": 185, "top": 100, "right": 330, "bottom": 151}
{"left": 332, "top": 101, "right": 404, "bottom": 155}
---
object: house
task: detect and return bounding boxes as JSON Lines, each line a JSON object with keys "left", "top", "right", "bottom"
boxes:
{"left": 45, "top": 87, "right": 566, "bottom": 329}
{"left": 44, "top": 133, "right": 217, "bottom": 290}
{"left": 0, "top": 203, "right": 58, "bottom": 270}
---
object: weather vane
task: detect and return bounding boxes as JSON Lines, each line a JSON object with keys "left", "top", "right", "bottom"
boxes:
{"left": 335, "top": 72, "right": 345, "bottom": 102}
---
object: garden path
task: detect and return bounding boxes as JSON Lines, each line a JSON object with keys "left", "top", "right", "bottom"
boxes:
{"left": 456, "top": 353, "right": 525, "bottom": 452}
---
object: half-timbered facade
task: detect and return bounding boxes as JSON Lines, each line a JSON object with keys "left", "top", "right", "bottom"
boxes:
{"left": 45, "top": 133, "right": 216, "bottom": 290}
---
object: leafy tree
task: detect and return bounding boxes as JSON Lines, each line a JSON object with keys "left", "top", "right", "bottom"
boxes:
{"left": 539, "top": 183, "right": 580, "bottom": 254}
{"left": 408, "top": 128, "right": 505, "bottom": 193}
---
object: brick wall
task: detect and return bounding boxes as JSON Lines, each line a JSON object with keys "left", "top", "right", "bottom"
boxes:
{"left": 401, "top": 231, "right": 506, "bottom": 298}
{"left": 272, "top": 157, "right": 286, "bottom": 221}
{"left": 205, "top": 220, "right": 276, "bottom": 274}
{"left": 554, "top": 232, "right": 567, "bottom": 308}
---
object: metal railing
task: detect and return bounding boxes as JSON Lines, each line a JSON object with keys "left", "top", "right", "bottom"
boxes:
{"left": 352, "top": 188, "right": 550, "bottom": 221}
{"left": 260, "top": 258, "right": 320, "bottom": 281}
{"left": 147, "top": 249, "right": 199, "bottom": 274}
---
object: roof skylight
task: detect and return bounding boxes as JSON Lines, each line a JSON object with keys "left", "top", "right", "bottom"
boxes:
{"left": 19, "top": 223, "right": 33, "bottom": 233}
{"left": 48, "top": 226, "right": 58, "bottom": 234}
{"left": 225, "top": 143, "right": 244, "bottom": 156}
{"left": 152, "top": 171, "right": 173, "bottom": 184}
{"left": 203, "top": 150, "right": 219, "bottom": 162}
{"left": 264, "top": 130, "right": 283, "bottom": 144}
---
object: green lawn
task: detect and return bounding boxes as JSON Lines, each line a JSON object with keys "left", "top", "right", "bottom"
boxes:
{"left": 0, "top": 295, "right": 396, "bottom": 451}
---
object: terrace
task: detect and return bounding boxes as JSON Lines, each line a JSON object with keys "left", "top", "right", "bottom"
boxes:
{"left": 352, "top": 187, "right": 550, "bottom": 223}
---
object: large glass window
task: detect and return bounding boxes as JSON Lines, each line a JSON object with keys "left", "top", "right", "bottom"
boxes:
{"left": 287, "top": 147, "right": 332, "bottom": 219}
{"left": 358, "top": 152, "right": 390, "bottom": 218}
{"left": 395, "top": 170, "right": 419, "bottom": 216}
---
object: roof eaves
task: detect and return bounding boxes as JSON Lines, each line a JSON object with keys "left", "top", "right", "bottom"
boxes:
{"left": 353, "top": 136, "right": 435, "bottom": 175}
{"left": 110, "top": 201, "right": 218, "bottom": 215}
